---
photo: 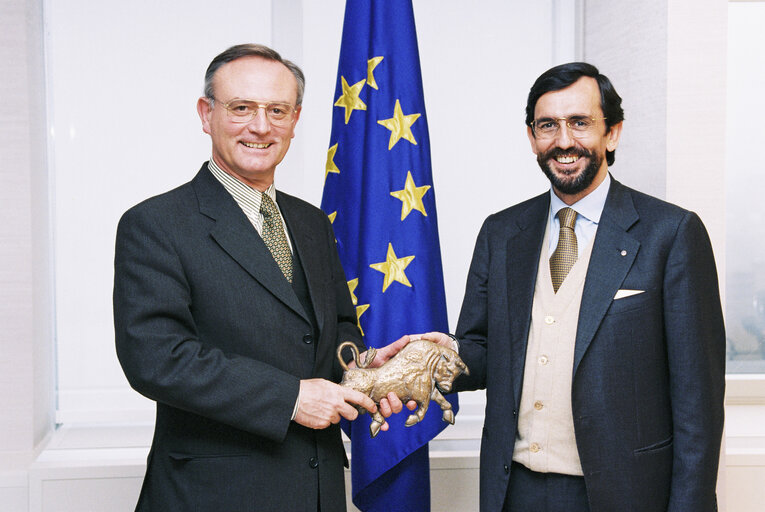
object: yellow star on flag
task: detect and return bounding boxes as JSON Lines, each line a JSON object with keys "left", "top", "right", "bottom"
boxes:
{"left": 369, "top": 243, "right": 415, "bottom": 293}
{"left": 325, "top": 143, "right": 340, "bottom": 181}
{"left": 367, "top": 56, "right": 384, "bottom": 90}
{"left": 377, "top": 99, "right": 420, "bottom": 150}
{"left": 347, "top": 278, "right": 370, "bottom": 335}
{"left": 328, "top": 211, "right": 337, "bottom": 224}
{"left": 355, "top": 303, "right": 370, "bottom": 336}
{"left": 390, "top": 170, "right": 431, "bottom": 220}
{"left": 347, "top": 278, "right": 360, "bottom": 305}
{"left": 334, "top": 76, "right": 367, "bottom": 124}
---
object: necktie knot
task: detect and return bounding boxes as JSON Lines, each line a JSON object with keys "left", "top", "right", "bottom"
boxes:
{"left": 558, "top": 207, "right": 577, "bottom": 230}
{"left": 260, "top": 193, "right": 277, "bottom": 217}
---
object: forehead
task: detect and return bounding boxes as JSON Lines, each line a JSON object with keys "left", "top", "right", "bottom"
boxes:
{"left": 213, "top": 56, "right": 297, "bottom": 103}
{"left": 534, "top": 76, "right": 602, "bottom": 118}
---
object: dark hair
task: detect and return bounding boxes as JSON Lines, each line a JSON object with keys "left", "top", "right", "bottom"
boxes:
{"left": 204, "top": 43, "right": 305, "bottom": 106}
{"left": 525, "top": 62, "right": 624, "bottom": 166}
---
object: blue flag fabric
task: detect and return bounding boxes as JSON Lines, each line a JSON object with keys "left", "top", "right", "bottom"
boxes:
{"left": 320, "top": 1, "right": 457, "bottom": 511}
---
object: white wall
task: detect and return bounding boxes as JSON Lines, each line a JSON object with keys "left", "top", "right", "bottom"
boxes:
{"left": 582, "top": 0, "right": 668, "bottom": 199}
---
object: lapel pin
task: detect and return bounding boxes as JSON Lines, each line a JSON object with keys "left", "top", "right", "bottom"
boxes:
{"left": 620, "top": 250, "right": 627, "bottom": 256}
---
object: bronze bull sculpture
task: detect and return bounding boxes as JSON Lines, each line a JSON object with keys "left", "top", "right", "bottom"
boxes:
{"left": 337, "top": 339, "right": 469, "bottom": 438}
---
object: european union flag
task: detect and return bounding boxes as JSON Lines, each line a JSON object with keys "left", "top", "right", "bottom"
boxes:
{"left": 320, "top": 1, "right": 457, "bottom": 511}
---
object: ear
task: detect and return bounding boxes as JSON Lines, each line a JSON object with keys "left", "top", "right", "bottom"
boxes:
{"left": 289, "top": 106, "right": 302, "bottom": 139}
{"left": 197, "top": 97, "right": 213, "bottom": 135}
{"left": 527, "top": 125, "right": 539, "bottom": 156}
{"left": 605, "top": 121, "right": 623, "bottom": 152}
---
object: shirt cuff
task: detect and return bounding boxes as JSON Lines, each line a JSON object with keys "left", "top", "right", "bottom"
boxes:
{"left": 291, "top": 393, "right": 300, "bottom": 421}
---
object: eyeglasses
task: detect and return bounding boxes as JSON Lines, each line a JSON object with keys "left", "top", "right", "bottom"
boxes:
{"left": 531, "top": 116, "right": 607, "bottom": 139}
{"left": 210, "top": 97, "right": 298, "bottom": 126}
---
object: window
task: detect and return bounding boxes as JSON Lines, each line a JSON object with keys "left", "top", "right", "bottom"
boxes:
{"left": 725, "top": 1, "right": 765, "bottom": 374}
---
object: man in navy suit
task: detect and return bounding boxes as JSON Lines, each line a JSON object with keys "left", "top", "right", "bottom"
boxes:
{"left": 420, "top": 63, "right": 725, "bottom": 511}
{"left": 114, "top": 44, "right": 406, "bottom": 512}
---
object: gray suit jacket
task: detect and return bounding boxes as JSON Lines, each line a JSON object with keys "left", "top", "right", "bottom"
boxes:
{"left": 114, "top": 165, "right": 361, "bottom": 512}
{"left": 454, "top": 177, "right": 725, "bottom": 511}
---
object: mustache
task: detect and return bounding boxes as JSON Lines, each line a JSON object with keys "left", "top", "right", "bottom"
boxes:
{"left": 539, "top": 146, "right": 594, "bottom": 161}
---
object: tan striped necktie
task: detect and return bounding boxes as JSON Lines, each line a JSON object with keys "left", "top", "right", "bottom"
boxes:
{"left": 260, "top": 193, "right": 293, "bottom": 282}
{"left": 550, "top": 207, "right": 578, "bottom": 293}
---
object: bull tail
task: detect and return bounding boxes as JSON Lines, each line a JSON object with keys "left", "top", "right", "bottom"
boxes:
{"left": 337, "top": 341, "right": 376, "bottom": 371}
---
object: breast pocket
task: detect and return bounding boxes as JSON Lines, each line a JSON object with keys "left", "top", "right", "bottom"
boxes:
{"left": 607, "top": 288, "right": 656, "bottom": 316}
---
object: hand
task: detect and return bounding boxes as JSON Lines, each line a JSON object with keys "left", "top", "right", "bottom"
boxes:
{"left": 365, "top": 334, "right": 411, "bottom": 368}
{"left": 379, "top": 391, "right": 418, "bottom": 418}
{"left": 349, "top": 334, "right": 412, "bottom": 369}
{"left": 412, "top": 331, "right": 458, "bottom": 351}
{"left": 294, "top": 378, "right": 377, "bottom": 430}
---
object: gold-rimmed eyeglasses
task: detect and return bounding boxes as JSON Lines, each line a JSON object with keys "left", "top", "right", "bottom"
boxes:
{"left": 531, "top": 116, "right": 607, "bottom": 139}
{"left": 210, "top": 97, "right": 298, "bottom": 126}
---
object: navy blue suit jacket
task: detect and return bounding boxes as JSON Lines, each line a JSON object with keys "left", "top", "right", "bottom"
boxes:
{"left": 114, "top": 165, "right": 361, "bottom": 512}
{"left": 454, "top": 177, "right": 725, "bottom": 511}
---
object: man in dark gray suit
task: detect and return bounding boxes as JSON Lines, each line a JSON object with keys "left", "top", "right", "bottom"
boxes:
{"left": 114, "top": 43, "right": 406, "bottom": 512}
{"left": 420, "top": 63, "right": 725, "bottom": 511}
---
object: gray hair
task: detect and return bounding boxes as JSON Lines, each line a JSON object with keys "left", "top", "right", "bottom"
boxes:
{"left": 203, "top": 43, "right": 305, "bottom": 106}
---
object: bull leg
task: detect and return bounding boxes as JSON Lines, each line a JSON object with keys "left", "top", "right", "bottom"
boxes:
{"left": 369, "top": 410, "right": 385, "bottom": 438}
{"left": 405, "top": 399, "right": 429, "bottom": 427}
{"left": 431, "top": 388, "right": 455, "bottom": 424}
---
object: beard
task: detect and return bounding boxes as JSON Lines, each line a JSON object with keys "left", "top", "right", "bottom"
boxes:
{"left": 537, "top": 146, "right": 603, "bottom": 195}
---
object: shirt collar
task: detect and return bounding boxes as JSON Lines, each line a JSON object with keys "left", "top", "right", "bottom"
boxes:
{"left": 207, "top": 157, "right": 276, "bottom": 202}
{"left": 549, "top": 172, "right": 611, "bottom": 224}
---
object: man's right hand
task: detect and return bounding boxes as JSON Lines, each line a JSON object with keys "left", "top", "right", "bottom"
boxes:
{"left": 294, "top": 378, "right": 377, "bottom": 430}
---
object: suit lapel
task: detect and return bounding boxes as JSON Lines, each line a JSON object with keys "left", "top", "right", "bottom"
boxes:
{"left": 507, "top": 193, "right": 549, "bottom": 407}
{"left": 192, "top": 167, "right": 310, "bottom": 324}
{"left": 574, "top": 178, "right": 640, "bottom": 375}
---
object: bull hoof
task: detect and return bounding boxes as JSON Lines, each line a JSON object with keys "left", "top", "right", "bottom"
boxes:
{"left": 405, "top": 414, "right": 419, "bottom": 427}
{"left": 442, "top": 409, "right": 455, "bottom": 424}
{"left": 369, "top": 422, "right": 381, "bottom": 438}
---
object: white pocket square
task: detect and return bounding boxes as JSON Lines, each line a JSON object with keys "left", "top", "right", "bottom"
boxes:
{"left": 614, "top": 289, "right": 644, "bottom": 300}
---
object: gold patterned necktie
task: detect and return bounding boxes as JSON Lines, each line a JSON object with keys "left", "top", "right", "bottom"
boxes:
{"left": 260, "top": 193, "right": 293, "bottom": 282}
{"left": 550, "top": 207, "right": 578, "bottom": 293}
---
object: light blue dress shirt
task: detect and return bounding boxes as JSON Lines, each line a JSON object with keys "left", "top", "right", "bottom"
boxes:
{"left": 548, "top": 173, "right": 611, "bottom": 258}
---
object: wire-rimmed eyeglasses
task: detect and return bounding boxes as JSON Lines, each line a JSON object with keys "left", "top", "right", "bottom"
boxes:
{"left": 531, "top": 116, "right": 607, "bottom": 139}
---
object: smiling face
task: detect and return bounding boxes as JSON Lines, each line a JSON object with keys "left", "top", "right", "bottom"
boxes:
{"left": 197, "top": 56, "right": 301, "bottom": 191}
{"left": 527, "top": 76, "right": 622, "bottom": 204}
